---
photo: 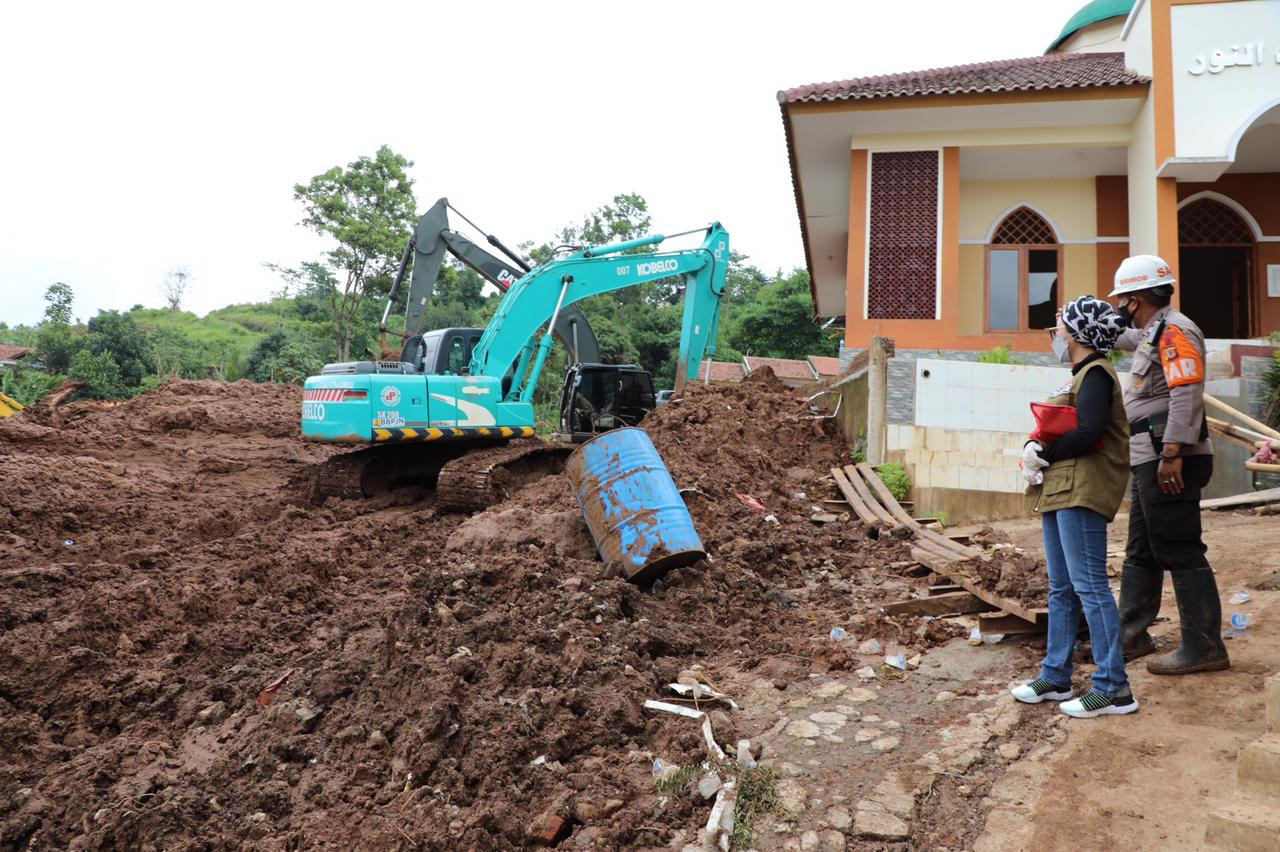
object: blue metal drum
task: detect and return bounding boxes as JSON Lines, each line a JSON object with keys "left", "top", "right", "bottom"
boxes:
{"left": 564, "top": 427, "right": 705, "bottom": 584}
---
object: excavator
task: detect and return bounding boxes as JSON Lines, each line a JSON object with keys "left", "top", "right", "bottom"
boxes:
{"left": 299, "top": 200, "right": 728, "bottom": 510}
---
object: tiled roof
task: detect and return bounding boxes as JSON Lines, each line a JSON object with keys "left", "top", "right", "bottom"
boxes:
{"left": 807, "top": 355, "right": 842, "bottom": 377}
{"left": 696, "top": 360, "right": 745, "bottom": 383}
{"left": 0, "top": 344, "right": 32, "bottom": 361}
{"left": 744, "top": 356, "right": 817, "bottom": 381}
{"left": 779, "top": 52, "right": 1146, "bottom": 104}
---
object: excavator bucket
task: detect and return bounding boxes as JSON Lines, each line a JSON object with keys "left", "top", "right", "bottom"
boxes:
{"left": 0, "top": 392, "right": 25, "bottom": 417}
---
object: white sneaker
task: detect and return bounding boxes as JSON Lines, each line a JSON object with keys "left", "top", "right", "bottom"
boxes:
{"left": 1010, "top": 677, "right": 1073, "bottom": 704}
{"left": 1060, "top": 690, "right": 1139, "bottom": 718}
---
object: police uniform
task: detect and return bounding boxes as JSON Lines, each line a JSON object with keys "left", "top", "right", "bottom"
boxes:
{"left": 1114, "top": 305, "right": 1228, "bottom": 673}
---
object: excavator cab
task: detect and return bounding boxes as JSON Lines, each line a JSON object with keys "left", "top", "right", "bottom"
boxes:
{"left": 399, "top": 328, "right": 485, "bottom": 375}
{"left": 556, "top": 363, "right": 656, "bottom": 443}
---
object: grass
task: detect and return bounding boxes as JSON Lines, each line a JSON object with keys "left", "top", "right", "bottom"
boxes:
{"left": 730, "top": 764, "right": 779, "bottom": 848}
{"left": 874, "top": 462, "right": 911, "bottom": 504}
{"left": 653, "top": 763, "right": 701, "bottom": 796}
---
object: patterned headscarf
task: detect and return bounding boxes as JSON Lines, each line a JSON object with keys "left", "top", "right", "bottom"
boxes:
{"left": 1062, "top": 296, "right": 1124, "bottom": 354}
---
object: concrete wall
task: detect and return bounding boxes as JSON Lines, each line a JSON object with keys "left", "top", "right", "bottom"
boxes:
{"left": 958, "top": 179, "right": 1099, "bottom": 242}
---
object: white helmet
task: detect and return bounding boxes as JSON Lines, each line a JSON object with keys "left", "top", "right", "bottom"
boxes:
{"left": 1109, "top": 254, "right": 1176, "bottom": 298}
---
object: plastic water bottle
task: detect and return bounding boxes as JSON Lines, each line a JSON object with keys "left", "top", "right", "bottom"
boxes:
{"left": 1230, "top": 613, "right": 1253, "bottom": 630}
{"left": 829, "top": 626, "right": 847, "bottom": 642}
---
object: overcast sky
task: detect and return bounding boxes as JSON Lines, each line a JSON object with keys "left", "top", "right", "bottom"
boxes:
{"left": 0, "top": 0, "right": 1088, "bottom": 326}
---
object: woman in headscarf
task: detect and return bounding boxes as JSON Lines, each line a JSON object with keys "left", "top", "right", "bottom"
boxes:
{"left": 1012, "top": 296, "right": 1138, "bottom": 718}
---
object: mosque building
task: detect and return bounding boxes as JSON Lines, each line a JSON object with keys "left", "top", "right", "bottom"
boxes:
{"left": 780, "top": 0, "right": 1280, "bottom": 351}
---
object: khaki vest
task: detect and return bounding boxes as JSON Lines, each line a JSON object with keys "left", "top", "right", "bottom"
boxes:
{"left": 1026, "top": 358, "right": 1131, "bottom": 521}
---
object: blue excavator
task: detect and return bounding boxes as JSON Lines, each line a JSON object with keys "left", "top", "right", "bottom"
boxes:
{"left": 299, "top": 199, "right": 729, "bottom": 510}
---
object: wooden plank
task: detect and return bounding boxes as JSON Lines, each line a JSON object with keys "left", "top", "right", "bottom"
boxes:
{"left": 1208, "top": 421, "right": 1268, "bottom": 453}
{"left": 927, "top": 582, "right": 963, "bottom": 595}
{"left": 1201, "top": 487, "right": 1280, "bottom": 510}
{"left": 1246, "top": 462, "right": 1280, "bottom": 474}
{"left": 854, "top": 462, "right": 977, "bottom": 559}
{"left": 1205, "top": 394, "right": 1280, "bottom": 442}
{"left": 841, "top": 464, "right": 898, "bottom": 526}
{"left": 884, "top": 591, "right": 996, "bottom": 617}
{"left": 830, "top": 466, "right": 883, "bottom": 526}
{"left": 911, "top": 547, "right": 1041, "bottom": 625}
{"left": 978, "top": 610, "right": 1048, "bottom": 635}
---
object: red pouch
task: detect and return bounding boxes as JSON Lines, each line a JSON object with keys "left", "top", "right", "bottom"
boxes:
{"left": 1030, "top": 402, "right": 1103, "bottom": 450}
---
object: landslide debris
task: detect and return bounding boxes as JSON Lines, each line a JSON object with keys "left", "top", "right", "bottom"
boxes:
{"left": 0, "top": 371, "right": 957, "bottom": 850}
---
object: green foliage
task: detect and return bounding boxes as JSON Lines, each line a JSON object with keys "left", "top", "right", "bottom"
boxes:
{"left": 43, "top": 282, "right": 74, "bottom": 325}
{"left": 976, "top": 345, "right": 1027, "bottom": 366}
{"left": 875, "top": 462, "right": 911, "bottom": 503}
{"left": 68, "top": 348, "right": 129, "bottom": 400}
{"left": 36, "top": 322, "right": 83, "bottom": 374}
{"left": 290, "top": 145, "right": 418, "bottom": 360}
{"left": 652, "top": 764, "right": 700, "bottom": 796}
{"left": 731, "top": 764, "right": 779, "bottom": 849}
{"left": 724, "top": 269, "right": 837, "bottom": 361}
{"left": 246, "top": 330, "right": 327, "bottom": 384}
{"left": 86, "top": 310, "right": 153, "bottom": 388}
{"left": 0, "top": 364, "right": 63, "bottom": 406}
{"left": 0, "top": 322, "right": 38, "bottom": 348}
{"left": 1263, "top": 350, "right": 1280, "bottom": 428}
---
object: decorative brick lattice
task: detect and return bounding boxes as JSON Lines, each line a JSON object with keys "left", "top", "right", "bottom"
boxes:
{"left": 991, "top": 207, "right": 1057, "bottom": 244}
{"left": 1179, "top": 198, "right": 1254, "bottom": 245}
{"left": 868, "top": 151, "right": 938, "bottom": 319}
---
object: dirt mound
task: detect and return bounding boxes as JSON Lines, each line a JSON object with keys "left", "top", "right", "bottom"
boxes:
{"left": 0, "top": 374, "right": 958, "bottom": 850}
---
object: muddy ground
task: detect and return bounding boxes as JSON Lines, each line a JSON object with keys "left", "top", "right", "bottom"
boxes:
{"left": 2, "top": 375, "right": 1272, "bottom": 851}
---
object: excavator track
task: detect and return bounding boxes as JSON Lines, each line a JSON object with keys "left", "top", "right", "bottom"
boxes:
{"left": 435, "top": 440, "right": 573, "bottom": 513}
{"left": 297, "top": 443, "right": 471, "bottom": 505}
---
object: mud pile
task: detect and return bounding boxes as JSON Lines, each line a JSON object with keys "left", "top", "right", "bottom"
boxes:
{"left": 0, "top": 373, "right": 954, "bottom": 850}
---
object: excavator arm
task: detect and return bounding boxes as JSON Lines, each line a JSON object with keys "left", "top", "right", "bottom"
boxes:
{"left": 469, "top": 224, "right": 729, "bottom": 400}
{"left": 381, "top": 198, "right": 601, "bottom": 364}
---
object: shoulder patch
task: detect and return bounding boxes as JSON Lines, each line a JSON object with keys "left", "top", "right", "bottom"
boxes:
{"left": 1160, "top": 325, "right": 1203, "bottom": 388}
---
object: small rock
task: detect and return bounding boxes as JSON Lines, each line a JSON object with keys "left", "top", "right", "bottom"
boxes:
{"left": 785, "top": 719, "right": 822, "bottom": 739}
{"left": 957, "top": 784, "right": 973, "bottom": 796}
{"left": 871, "top": 736, "right": 900, "bottom": 752}
{"left": 808, "top": 711, "right": 848, "bottom": 727}
{"left": 800, "top": 830, "right": 821, "bottom": 851}
{"left": 601, "top": 799, "right": 624, "bottom": 816}
{"left": 93, "top": 808, "right": 110, "bottom": 823}
{"left": 813, "top": 681, "right": 847, "bottom": 699}
{"left": 623, "top": 664, "right": 639, "bottom": 677}
{"left": 15, "top": 788, "right": 33, "bottom": 804}
{"left": 845, "top": 687, "right": 877, "bottom": 702}
{"left": 248, "top": 812, "right": 269, "bottom": 823}
{"left": 862, "top": 715, "right": 881, "bottom": 723}
{"left": 855, "top": 667, "right": 877, "bottom": 681}
{"left": 883, "top": 720, "right": 901, "bottom": 730}
{"left": 698, "top": 774, "right": 722, "bottom": 799}
{"left": 854, "top": 728, "right": 878, "bottom": 742}
{"left": 854, "top": 806, "right": 909, "bottom": 840}
{"left": 935, "top": 691, "right": 957, "bottom": 702}
{"left": 574, "top": 826, "right": 600, "bottom": 848}
{"left": 776, "top": 779, "right": 807, "bottom": 813}
{"left": 997, "top": 742, "right": 1023, "bottom": 760}
{"left": 825, "top": 806, "right": 852, "bottom": 830}
{"left": 367, "top": 730, "right": 387, "bottom": 748}
{"left": 817, "top": 829, "right": 847, "bottom": 851}
{"left": 195, "top": 701, "right": 228, "bottom": 725}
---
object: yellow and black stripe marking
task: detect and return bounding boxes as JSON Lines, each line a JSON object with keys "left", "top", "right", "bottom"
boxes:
{"left": 371, "top": 426, "right": 535, "bottom": 443}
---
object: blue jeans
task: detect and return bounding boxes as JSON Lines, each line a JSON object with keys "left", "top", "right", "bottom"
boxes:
{"left": 1039, "top": 507, "right": 1130, "bottom": 697}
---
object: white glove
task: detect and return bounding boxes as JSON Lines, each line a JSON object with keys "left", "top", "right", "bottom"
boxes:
{"left": 1021, "top": 441, "right": 1047, "bottom": 486}
{"left": 1022, "top": 441, "right": 1049, "bottom": 471}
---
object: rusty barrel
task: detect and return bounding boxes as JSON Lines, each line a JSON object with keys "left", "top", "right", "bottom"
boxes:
{"left": 564, "top": 427, "right": 705, "bottom": 584}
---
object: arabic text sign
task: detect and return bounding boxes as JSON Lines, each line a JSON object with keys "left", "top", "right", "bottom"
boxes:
{"left": 1187, "top": 41, "right": 1276, "bottom": 75}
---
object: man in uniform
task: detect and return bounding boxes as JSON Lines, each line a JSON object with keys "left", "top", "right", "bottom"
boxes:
{"left": 1111, "top": 254, "right": 1229, "bottom": 675}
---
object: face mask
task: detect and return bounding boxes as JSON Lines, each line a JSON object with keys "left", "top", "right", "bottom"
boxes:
{"left": 1052, "top": 335, "right": 1071, "bottom": 364}
{"left": 1115, "top": 300, "right": 1134, "bottom": 327}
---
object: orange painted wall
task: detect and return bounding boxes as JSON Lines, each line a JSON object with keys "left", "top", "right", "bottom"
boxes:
{"left": 1095, "top": 176, "right": 1130, "bottom": 295}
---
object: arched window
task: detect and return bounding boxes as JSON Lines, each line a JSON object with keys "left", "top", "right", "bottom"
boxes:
{"left": 986, "top": 207, "right": 1061, "bottom": 332}
{"left": 1178, "top": 198, "right": 1254, "bottom": 245}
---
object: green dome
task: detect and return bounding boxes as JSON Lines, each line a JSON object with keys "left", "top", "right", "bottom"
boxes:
{"left": 1047, "top": 0, "right": 1135, "bottom": 53}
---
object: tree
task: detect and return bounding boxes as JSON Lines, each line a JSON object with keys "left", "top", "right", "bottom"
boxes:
{"left": 42, "top": 282, "right": 74, "bottom": 325}
{"left": 68, "top": 348, "right": 128, "bottom": 400}
{"left": 246, "top": 329, "right": 326, "bottom": 384}
{"left": 525, "top": 193, "right": 652, "bottom": 267}
{"left": 726, "top": 269, "right": 837, "bottom": 360}
{"left": 36, "top": 323, "right": 82, "bottom": 374}
{"left": 160, "top": 265, "right": 192, "bottom": 311}
{"left": 290, "top": 145, "right": 418, "bottom": 361}
{"left": 85, "top": 310, "right": 153, "bottom": 388}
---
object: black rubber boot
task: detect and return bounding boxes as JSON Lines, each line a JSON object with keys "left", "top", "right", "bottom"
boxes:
{"left": 1118, "top": 562, "right": 1162, "bottom": 661}
{"left": 1146, "top": 567, "right": 1230, "bottom": 675}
